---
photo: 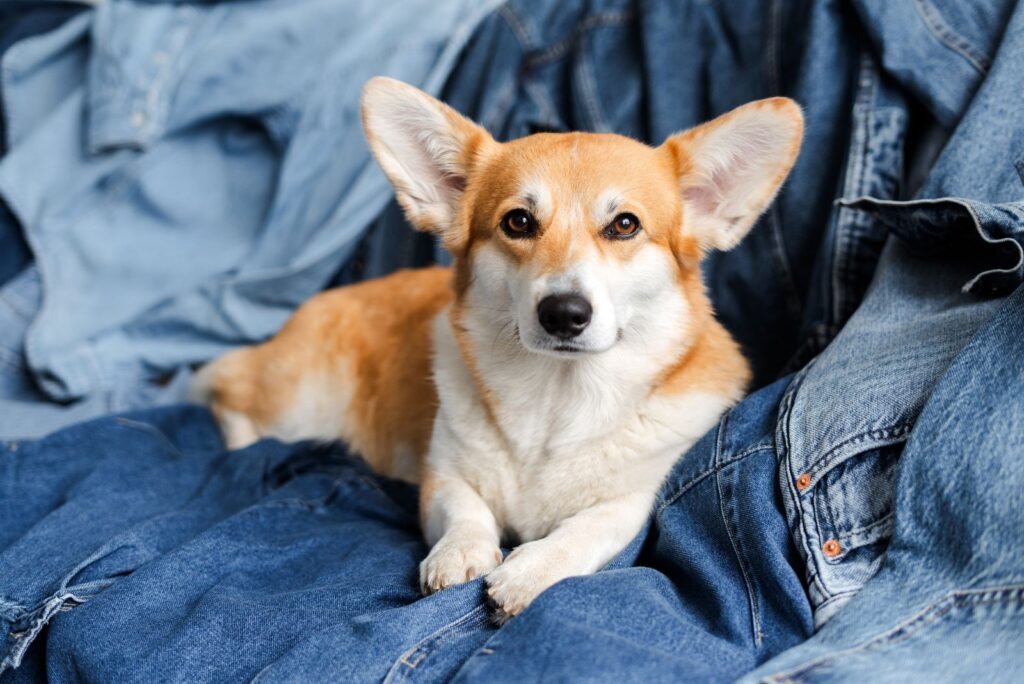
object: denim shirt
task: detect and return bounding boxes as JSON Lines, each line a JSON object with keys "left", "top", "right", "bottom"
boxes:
{"left": 0, "top": 0, "right": 503, "bottom": 408}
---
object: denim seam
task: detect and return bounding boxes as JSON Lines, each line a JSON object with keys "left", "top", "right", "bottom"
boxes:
{"left": 0, "top": 13, "right": 89, "bottom": 152}
{"left": 145, "top": 6, "right": 204, "bottom": 145}
{"left": 837, "top": 512, "right": 893, "bottom": 541}
{"left": 819, "top": 513, "right": 895, "bottom": 563}
{"left": 497, "top": 4, "right": 535, "bottom": 52}
{"left": 777, "top": 364, "right": 832, "bottom": 603}
{"left": 521, "top": 12, "right": 635, "bottom": 71}
{"left": 761, "top": 584, "right": 1024, "bottom": 683}
{"left": 762, "top": 0, "right": 803, "bottom": 326}
{"left": 767, "top": 202, "right": 804, "bottom": 327}
{"left": 800, "top": 424, "right": 912, "bottom": 490}
{"left": 714, "top": 412, "right": 764, "bottom": 645}
{"left": 524, "top": 78, "right": 559, "bottom": 130}
{"left": 957, "top": 201, "right": 1021, "bottom": 292}
{"left": 764, "top": 0, "right": 781, "bottom": 96}
{"left": 813, "top": 589, "right": 860, "bottom": 614}
{"left": 573, "top": 42, "right": 608, "bottom": 132}
{"left": 831, "top": 53, "right": 876, "bottom": 325}
{"left": 837, "top": 196, "right": 1024, "bottom": 294}
{"left": 0, "top": 581, "right": 107, "bottom": 674}
{"left": 113, "top": 417, "right": 185, "bottom": 454}
{"left": 656, "top": 440, "right": 774, "bottom": 513}
{"left": 262, "top": 467, "right": 413, "bottom": 519}
{"left": 912, "top": 0, "right": 991, "bottom": 75}
{"left": 481, "top": 76, "right": 519, "bottom": 134}
{"left": 382, "top": 604, "right": 490, "bottom": 683}
{"left": 810, "top": 485, "right": 834, "bottom": 563}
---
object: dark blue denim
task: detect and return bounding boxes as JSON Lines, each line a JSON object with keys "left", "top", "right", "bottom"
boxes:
{"left": 1, "top": 382, "right": 810, "bottom": 681}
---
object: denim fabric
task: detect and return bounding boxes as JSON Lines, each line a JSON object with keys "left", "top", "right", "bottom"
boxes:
{"left": 745, "top": 282, "right": 1024, "bottom": 684}
{"left": 0, "top": 267, "right": 193, "bottom": 441}
{"left": 0, "top": 382, "right": 811, "bottom": 681}
{"left": 778, "top": 0, "right": 1024, "bottom": 626}
{"left": 3, "top": 0, "right": 1024, "bottom": 680}
{"left": 0, "top": 0, "right": 503, "bottom": 432}
{"left": 0, "top": 1, "right": 86, "bottom": 287}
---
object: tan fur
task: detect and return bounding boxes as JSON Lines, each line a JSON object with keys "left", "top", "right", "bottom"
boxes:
{"left": 198, "top": 78, "right": 802, "bottom": 619}
{"left": 200, "top": 104, "right": 797, "bottom": 478}
{"left": 202, "top": 267, "right": 451, "bottom": 479}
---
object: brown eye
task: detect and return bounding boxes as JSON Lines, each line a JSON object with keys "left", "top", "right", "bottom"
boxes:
{"left": 501, "top": 208, "right": 538, "bottom": 238}
{"left": 603, "top": 213, "right": 641, "bottom": 240}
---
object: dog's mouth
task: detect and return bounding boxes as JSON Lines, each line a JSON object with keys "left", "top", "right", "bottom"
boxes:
{"left": 518, "top": 329, "right": 623, "bottom": 357}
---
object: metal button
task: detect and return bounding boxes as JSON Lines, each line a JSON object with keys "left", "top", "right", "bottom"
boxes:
{"left": 795, "top": 473, "right": 811, "bottom": 491}
{"left": 822, "top": 539, "right": 842, "bottom": 558}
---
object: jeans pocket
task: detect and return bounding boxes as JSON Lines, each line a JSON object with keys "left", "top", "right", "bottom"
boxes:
{"left": 810, "top": 444, "right": 900, "bottom": 568}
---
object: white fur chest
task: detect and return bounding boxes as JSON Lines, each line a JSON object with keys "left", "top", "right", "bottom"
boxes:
{"left": 429, "top": 309, "right": 729, "bottom": 543}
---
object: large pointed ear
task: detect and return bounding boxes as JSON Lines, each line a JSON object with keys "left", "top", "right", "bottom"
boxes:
{"left": 662, "top": 98, "right": 803, "bottom": 251}
{"left": 361, "top": 77, "right": 496, "bottom": 242}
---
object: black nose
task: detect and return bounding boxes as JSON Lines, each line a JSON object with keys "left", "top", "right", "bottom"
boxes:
{"left": 537, "top": 294, "right": 592, "bottom": 339}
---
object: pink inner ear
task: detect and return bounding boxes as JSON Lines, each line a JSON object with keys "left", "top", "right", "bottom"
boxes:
{"left": 682, "top": 185, "right": 719, "bottom": 217}
{"left": 683, "top": 146, "right": 758, "bottom": 219}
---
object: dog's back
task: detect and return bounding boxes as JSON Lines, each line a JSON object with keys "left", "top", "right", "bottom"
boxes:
{"left": 195, "top": 266, "right": 451, "bottom": 482}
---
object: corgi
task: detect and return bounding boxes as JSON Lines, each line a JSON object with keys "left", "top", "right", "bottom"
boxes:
{"left": 193, "top": 77, "right": 803, "bottom": 623}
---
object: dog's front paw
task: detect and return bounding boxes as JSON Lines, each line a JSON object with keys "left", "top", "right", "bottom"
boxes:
{"left": 420, "top": 532, "right": 502, "bottom": 595}
{"left": 485, "top": 541, "right": 568, "bottom": 624}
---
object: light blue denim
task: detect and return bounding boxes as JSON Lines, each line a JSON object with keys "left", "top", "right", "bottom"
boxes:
{"left": 0, "top": 0, "right": 503, "bottom": 438}
{"left": 773, "top": 0, "right": 1024, "bottom": 630}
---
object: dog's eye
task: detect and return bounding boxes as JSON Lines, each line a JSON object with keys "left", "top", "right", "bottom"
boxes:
{"left": 603, "top": 213, "right": 642, "bottom": 240}
{"left": 501, "top": 209, "right": 538, "bottom": 238}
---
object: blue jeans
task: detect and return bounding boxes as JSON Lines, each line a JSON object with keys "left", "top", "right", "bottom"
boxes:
{"left": 3, "top": 284, "right": 1023, "bottom": 681}
{"left": 1, "top": 384, "right": 810, "bottom": 681}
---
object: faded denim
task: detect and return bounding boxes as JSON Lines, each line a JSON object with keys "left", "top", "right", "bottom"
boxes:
{"left": 0, "top": 0, "right": 503, "bottom": 438}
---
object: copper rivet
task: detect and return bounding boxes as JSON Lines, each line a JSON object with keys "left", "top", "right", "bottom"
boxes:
{"left": 822, "top": 540, "right": 842, "bottom": 557}
{"left": 796, "top": 473, "right": 811, "bottom": 491}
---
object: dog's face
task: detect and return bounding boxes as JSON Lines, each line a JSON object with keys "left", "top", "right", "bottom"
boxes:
{"left": 362, "top": 79, "right": 802, "bottom": 360}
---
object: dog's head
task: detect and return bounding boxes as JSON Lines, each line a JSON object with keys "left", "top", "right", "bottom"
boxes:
{"left": 362, "top": 78, "right": 802, "bottom": 360}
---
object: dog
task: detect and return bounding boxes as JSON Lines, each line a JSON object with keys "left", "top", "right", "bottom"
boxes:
{"left": 193, "top": 77, "right": 803, "bottom": 622}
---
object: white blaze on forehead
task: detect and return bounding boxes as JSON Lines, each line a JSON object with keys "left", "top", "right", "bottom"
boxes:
{"left": 592, "top": 188, "right": 624, "bottom": 225}
{"left": 518, "top": 178, "right": 554, "bottom": 222}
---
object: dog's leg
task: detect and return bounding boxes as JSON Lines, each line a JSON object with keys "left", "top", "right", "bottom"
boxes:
{"left": 485, "top": 492, "right": 653, "bottom": 623}
{"left": 419, "top": 474, "right": 503, "bottom": 594}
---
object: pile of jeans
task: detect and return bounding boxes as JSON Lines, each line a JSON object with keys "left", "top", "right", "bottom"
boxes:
{"left": 2, "top": 0, "right": 1023, "bottom": 681}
